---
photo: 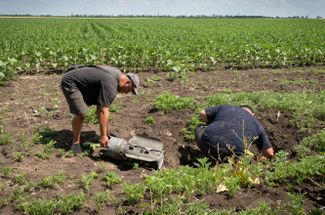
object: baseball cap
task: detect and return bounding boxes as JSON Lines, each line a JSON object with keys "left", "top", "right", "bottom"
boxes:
{"left": 126, "top": 73, "right": 140, "bottom": 95}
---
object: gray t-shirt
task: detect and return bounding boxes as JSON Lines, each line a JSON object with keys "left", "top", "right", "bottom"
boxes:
{"left": 62, "top": 66, "right": 121, "bottom": 106}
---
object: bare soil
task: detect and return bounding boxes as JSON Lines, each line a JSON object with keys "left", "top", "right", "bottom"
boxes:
{"left": 0, "top": 67, "right": 324, "bottom": 214}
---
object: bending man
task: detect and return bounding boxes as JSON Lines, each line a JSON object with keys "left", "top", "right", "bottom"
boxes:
{"left": 61, "top": 65, "right": 139, "bottom": 154}
{"left": 195, "top": 105, "right": 274, "bottom": 161}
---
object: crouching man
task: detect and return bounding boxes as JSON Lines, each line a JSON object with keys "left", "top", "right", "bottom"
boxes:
{"left": 195, "top": 105, "right": 274, "bottom": 162}
{"left": 61, "top": 65, "right": 139, "bottom": 154}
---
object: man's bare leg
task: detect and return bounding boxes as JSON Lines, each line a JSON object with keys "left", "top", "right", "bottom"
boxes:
{"left": 71, "top": 115, "right": 84, "bottom": 154}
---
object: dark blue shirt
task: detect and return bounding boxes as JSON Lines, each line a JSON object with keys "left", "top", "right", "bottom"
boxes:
{"left": 201, "top": 105, "right": 272, "bottom": 155}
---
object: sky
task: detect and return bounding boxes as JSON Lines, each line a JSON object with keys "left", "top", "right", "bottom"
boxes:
{"left": 0, "top": 0, "right": 324, "bottom": 18}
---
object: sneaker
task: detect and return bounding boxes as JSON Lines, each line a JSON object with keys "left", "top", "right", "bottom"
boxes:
{"left": 70, "top": 143, "right": 82, "bottom": 154}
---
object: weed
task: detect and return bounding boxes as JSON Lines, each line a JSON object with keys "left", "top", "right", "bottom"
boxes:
{"left": 0, "top": 178, "right": 6, "bottom": 191}
{"left": 13, "top": 173, "right": 28, "bottom": 185}
{"left": 123, "top": 182, "right": 146, "bottom": 204}
{"left": 103, "top": 172, "right": 121, "bottom": 187}
{"left": 93, "top": 191, "right": 110, "bottom": 212}
{"left": 239, "top": 202, "right": 273, "bottom": 215}
{"left": 17, "top": 192, "right": 86, "bottom": 215}
{"left": 153, "top": 92, "right": 194, "bottom": 112}
{"left": 145, "top": 75, "right": 162, "bottom": 86}
{"left": 133, "top": 162, "right": 140, "bottom": 169}
{"left": 203, "top": 91, "right": 325, "bottom": 131}
{"left": 14, "top": 152, "right": 24, "bottom": 162}
{"left": 79, "top": 171, "right": 98, "bottom": 191}
{"left": 144, "top": 115, "right": 154, "bottom": 125}
{"left": 285, "top": 193, "right": 306, "bottom": 215}
{"left": 311, "top": 67, "right": 325, "bottom": 74}
{"left": 33, "top": 128, "right": 55, "bottom": 144}
{"left": 35, "top": 139, "right": 56, "bottom": 159}
{"left": 109, "top": 103, "right": 119, "bottom": 113}
{"left": 224, "top": 176, "right": 240, "bottom": 196}
{"left": 85, "top": 106, "right": 98, "bottom": 124}
{"left": 0, "top": 131, "right": 12, "bottom": 145}
{"left": 155, "top": 197, "right": 182, "bottom": 215}
{"left": 18, "top": 134, "right": 32, "bottom": 153}
{"left": 65, "top": 150, "right": 75, "bottom": 157}
{"left": 37, "top": 171, "right": 66, "bottom": 188}
{"left": 295, "top": 129, "right": 325, "bottom": 157}
{"left": 181, "top": 114, "right": 202, "bottom": 141}
{"left": 32, "top": 131, "right": 43, "bottom": 145}
{"left": 85, "top": 105, "right": 119, "bottom": 124}
{"left": 0, "top": 166, "right": 13, "bottom": 177}
{"left": 17, "top": 198, "right": 56, "bottom": 215}
{"left": 184, "top": 201, "right": 210, "bottom": 215}
{"left": 55, "top": 192, "right": 86, "bottom": 214}
{"left": 265, "top": 151, "right": 325, "bottom": 186}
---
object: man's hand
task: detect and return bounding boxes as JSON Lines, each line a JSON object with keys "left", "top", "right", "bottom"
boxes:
{"left": 99, "top": 135, "right": 109, "bottom": 148}
{"left": 263, "top": 147, "right": 274, "bottom": 158}
{"left": 199, "top": 110, "right": 208, "bottom": 124}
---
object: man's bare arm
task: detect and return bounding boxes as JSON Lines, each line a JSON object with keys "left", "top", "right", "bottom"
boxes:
{"left": 97, "top": 105, "right": 109, "bottom": 147}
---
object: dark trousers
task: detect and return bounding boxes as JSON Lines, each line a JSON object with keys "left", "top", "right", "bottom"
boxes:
{"left": 194, "top": 125, "right": 235, "bottom": 162}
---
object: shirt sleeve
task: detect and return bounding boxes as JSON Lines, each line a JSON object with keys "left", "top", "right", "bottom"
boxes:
{"left": 204, "top": 106, "right": 221, "bottom": 124}
{"left": 256, "top": 121, "right": 272, "bottom": 150}
{"left": 97, "top": 81, "right": 117, "bottom": 107}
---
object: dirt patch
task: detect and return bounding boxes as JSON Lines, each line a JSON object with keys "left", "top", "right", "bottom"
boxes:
{"left": 0, "top": 67, "right": 324, "bottom": 213}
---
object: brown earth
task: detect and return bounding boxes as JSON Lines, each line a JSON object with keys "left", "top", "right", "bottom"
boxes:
{"left": 0, "top": 67, "right": 324, "bottom": 214}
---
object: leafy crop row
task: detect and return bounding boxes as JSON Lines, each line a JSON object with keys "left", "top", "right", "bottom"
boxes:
{"left": 1, "top": 18, "right": 325, "bottom": 84}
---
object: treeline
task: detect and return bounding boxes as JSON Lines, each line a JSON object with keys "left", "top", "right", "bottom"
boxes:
{"left": 0, "top": 14, "right": 323, "bottom": 19}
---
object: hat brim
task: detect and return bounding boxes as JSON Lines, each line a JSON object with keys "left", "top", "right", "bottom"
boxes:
{"left": 132, "top": 87, "right": 138, "bottom": 95}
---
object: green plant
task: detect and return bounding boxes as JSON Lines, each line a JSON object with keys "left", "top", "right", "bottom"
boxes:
{"left": 295, "top": 129, "right": 325, "bottom": 157}
{"left": 155, "top": 198, "right": 182, "bottom": 215}
{"left": 265, "top": 152, "right": 325, "bottom": 186}
{"left": 33, "top": 128, "right": 55, "bottom": 145}
{"left": 123, "top": 182, "right": 146, "bottom": 204}
{"left": 32, "top": 131, "right": 43, "bottom": 144}
{"left": 35, "top": 139, "right": 56, "bottom": 159}
{"left": 184, "top": 201, "right": 211, "bottom": 215}
{"left": 0, "top": 166, "right": 13, "bottom": 177}
{"left": 133, "top": 163, "right": 140, "bottom": 169}
{"left": 144, "top": 115, "right": 154, "bottom": 125}
{"left": 109, "top": 103, "right": 119, "bottom": 113}
{"left": 153, "top": 92, "right": 194, "bottom": 112}
{"left": 103, "top": 172, "right": 121, "bottom": 187}
{"left": 79, "top": 171, "right": 98, "bottom": 191}
{"left": 13, "top": 173, "right": 28, "bottom": 185}
{"left": 37, "top": 171, "right": 66, "bottom": 188}
{"left": 145, "top": 75, "right": 162, "bottom": 86}
{"left": 285, "top": 193, "right": 306, "bottom": 215}
{"left": 0, "top": 131, "right": 12, "bottom": 145}
{"left": 14, "top": 152, "right": 24, "bottom": 162}
{"left": 93, "top": 191, "right": 110, "bottom": 212}
{"left": 17, "top": 198, "right": 56, "bottom": 215}
{"left": 55, "top": 192, "right": 86, "bottom": 214}
{"left": 85, "top": 105, "right": 119, "bottom": 124}
{"left": 85, "top": 106, "right": 98, "bottom": 124}
{"left": 17, "top": 192, "right": 86, "bottom": 215}
{"left": 181, "top": 114, "right": 202, "bottom": 141}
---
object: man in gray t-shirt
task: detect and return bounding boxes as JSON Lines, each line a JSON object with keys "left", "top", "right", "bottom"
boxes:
{"left": 61, "top": 65, "right": 140, "bottom": 153}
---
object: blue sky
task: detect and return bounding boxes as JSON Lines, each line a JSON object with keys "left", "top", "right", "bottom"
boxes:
{"left": 0, "top": 0, "right": 324, "bottom": 17}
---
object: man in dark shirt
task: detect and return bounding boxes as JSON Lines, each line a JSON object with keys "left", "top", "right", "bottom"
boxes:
{"left": 195, "top": 105, "right": 274, "bottom": 161}
{"left": 61, "top": 65, "right": 140, "bottom": 153}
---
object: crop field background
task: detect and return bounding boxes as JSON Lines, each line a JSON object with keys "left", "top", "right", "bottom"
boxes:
{"left": 0, "top": 17, "right": 324, "bottom": 214}
{"left": 0, "top": 18, "right": 325, "bottom": 84}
